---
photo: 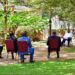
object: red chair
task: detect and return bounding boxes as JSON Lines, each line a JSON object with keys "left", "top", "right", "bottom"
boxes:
{"left": 48, "top": 37, "right": 60, "bottom": 58}
{"left": 17, "top": 41, "right": 28, "bottom": 53}
{"left": 49, "top": 38, "right": 59, "bottom": 50}
{"left": 5, "top": 39, "right": 14, "bottom": 59}
{"left": 17, "top": 41, "right": 28, "bottom": 62}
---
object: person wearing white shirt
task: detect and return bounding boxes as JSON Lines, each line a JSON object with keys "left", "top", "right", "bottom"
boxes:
{"left": 62, "top": 30, "right": 72, "bottom": 47}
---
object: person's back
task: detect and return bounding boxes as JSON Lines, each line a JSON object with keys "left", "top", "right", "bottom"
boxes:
{"left": 47, "top": 32, "right": 61, "bottom": 58}
{"left": 18, "top": 35, "right": 32, "bottom": 48}
{"left": 18, "top": 32, "right": 34, "bottom": 63}
{"left": 7, "top": 32, "right": 17, "bottom": 53}
{"left": 63, "top": 32, "right": 72, "bottom": 39}
{"left": 47, "top": 32, "right": 61, "bottom": 48}
{"left": 6, "top": 32, "right": 17, "bottom": 59}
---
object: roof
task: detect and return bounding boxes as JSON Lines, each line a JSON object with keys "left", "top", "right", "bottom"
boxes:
{"left": 0, "top": 3, "right": 33, "bottom": 12}
{"left": 14, "top": 5, "right": 32, "bottom": 12}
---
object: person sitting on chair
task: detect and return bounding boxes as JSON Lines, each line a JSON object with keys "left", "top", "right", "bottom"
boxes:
{"left": 47, "top": 31, "right": 61, "bottom": 59}
{"left": 61, "top": 30, "right": 72, "bottom": 47}
{"left": 6, "top": 32, "right": 17, "bottom": 59}
{"left": 0, "top": 36, "right": 4, "bottom": 58}
{"left": 18, "top": 32, "right": 34, "bottom": 63}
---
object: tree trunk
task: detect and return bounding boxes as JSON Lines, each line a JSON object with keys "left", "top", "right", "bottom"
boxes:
{"left": 4, "top": 0, "right": 8, "bottom": 30}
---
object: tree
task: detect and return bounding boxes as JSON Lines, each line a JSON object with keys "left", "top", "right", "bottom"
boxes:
{"left": 30, "top": 0, "right": 74, "bottom": 34}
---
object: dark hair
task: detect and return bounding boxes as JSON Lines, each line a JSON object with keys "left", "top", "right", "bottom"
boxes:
{"left": 21, "top": 32, "right": 25, "bottom": 36}
{"left": 21, "top": 31, "right": 27, "bottom": 36}
{"left": 52, "top": 31, "right": 56, "bottom": 35}
{"left": 9, "top": 32, "right": 14, "bottom": 36}
{"left": 68, "top": 30, "right": 70, "bottom": 33}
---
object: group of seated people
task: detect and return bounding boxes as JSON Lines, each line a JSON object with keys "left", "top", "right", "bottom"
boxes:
{"left": 0, "top": 32, "right": 34, "bottom": 63}
{"left": 0, "top": 30, "right": 73, "bottom": 63}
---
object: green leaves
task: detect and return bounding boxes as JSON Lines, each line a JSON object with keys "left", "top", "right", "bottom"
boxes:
{"left": 31, "top": 0, "right": 75, "bottom": 22}
{"left": 9, "top": 12, "right": 48, "bottom": 31}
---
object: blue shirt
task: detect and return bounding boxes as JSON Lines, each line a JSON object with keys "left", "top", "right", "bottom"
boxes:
{"left": 18, "top": 36, "right": 32, "bottom": 48}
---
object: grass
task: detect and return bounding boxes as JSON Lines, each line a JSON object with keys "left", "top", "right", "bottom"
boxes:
{"left": 1, "top": 45, "right": 75, "bottom": 75}
{"left": 0, "top": 60, "right": 75, "bottom": 75}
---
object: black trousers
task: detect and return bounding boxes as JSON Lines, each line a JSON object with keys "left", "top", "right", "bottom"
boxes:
{"left": 62, "top": 37, "right": 72, "bottom": 47}
{"left": 48, "top": 49, "right": 60, "bottom": 58}
{"left": 0, "top": 46, "right": 3, "bottom": 52}
{"left": 0, "top": 46, "right": 3, "bottom": 57}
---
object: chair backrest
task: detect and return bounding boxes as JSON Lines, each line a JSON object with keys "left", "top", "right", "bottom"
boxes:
{"left": 5, "top": 39, "right": 14, "bottom": 52}
{"left": 49, "top": 37, "right": 59, "bottom": 49}
{"left": 17, "top": 41, "right": 28, "bottom": 52}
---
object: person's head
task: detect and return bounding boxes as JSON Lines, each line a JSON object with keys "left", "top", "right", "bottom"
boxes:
{"left": 9, "top": 32, "right": 14, "bottom": 36}
{"left": 52, "top": 31, "right": 56, "bottom": 35}
{"left": 21, "top": 31, "right": 27, "bottom": 37}
{"left": 68, "top": 30, "right": 70, "bottom": 33}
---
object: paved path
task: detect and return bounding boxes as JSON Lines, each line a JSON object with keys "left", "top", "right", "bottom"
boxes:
{"left": 0, "top": 41, "right": 75, "bottom": 65}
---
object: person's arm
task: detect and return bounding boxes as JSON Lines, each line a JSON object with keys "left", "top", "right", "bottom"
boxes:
{"left": 47, "top": 37, "right": 49, "bottom": 46}
{"left": 28, "top": 38, "right": 32, "bottom": 48}
{"left": 59, "top": 37, "right": 62, "bottom": 47}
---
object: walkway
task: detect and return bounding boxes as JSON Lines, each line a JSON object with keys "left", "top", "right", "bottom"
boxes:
{"left": 0, "top": 41, "right": 75, "bottom": 65}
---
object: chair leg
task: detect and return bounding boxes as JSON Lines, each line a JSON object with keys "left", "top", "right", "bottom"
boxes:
{"left": 56, "top": 51, "right": 59, "bottom": 58}
{"left": 17, "top": 54, "right": 20, "bottom": 63}
{"left": 11, "top": 52, "right": 14, "bottom": 60}
{"left": 7, "top": 52, "right": 9, "bottom": 59}
{"left": 16, "top": 53, "right": 18, "bottom": 59}
{"left": 48, "top": 52, "right": 50, "bottom": 59}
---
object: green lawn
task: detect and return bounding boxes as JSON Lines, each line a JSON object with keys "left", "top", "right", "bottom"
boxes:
{"left": 0, "top": 60, "right": 75, "bottom": 75}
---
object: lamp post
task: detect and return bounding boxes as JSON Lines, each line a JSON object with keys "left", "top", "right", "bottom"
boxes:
{"left": 67, "top": 22, "right": 70, "bottom": 31}
{"left": 49, "top": 8, "right": 53, "bottom": 35}
{"left": 49, "top": 19, "right": 51, "bottom": 35}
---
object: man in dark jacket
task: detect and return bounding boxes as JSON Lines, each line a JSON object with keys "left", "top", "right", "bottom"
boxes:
{"left": 47, "top": 31, "right": 61, "bottom": 59}
{"left": 7, "top": 32, "right": 17, "bottom": 59}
